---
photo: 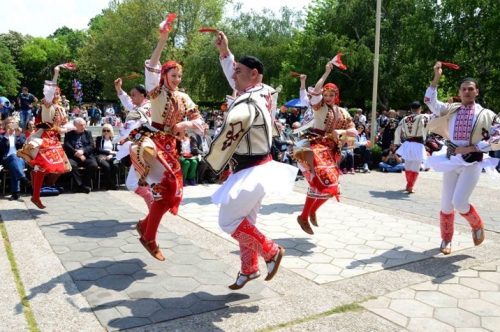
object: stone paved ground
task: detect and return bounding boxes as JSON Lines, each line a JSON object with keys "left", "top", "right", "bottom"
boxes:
{"left": 1, "top": 168, "right": 500, "bottom": 331}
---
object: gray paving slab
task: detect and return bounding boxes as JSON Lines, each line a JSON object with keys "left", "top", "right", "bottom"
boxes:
{"left": 1, "top": 167, "right": 500, "bottom": 331}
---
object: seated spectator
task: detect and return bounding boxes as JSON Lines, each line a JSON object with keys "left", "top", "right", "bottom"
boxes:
{"left": 340, "top": 138, "right": 356, "bottom": 174}
{"left": 272, "top": 122, "right": 294, "bottom": 164}
{"left": 0, "top": 117, "right": 31, "bottom": 200}
{"left": 177, "top": 129, "right": 198, "bottom": 186}
{"left": 63, "top": 118, "right": 98, "bottom": 193}
{"left": 23, "top": 120, "right": 36, "bottom": 138}
{"left": 95, "top": 124, "right": 119, "bottom": 190}
{"left": 354, "top": 124, "right": 372, "bottom": 173}
{"left": 192, "top": 123, "right": 218, "bottom": 184}
{"left": 379, "top": 143, "right": 405, "bottom": 172}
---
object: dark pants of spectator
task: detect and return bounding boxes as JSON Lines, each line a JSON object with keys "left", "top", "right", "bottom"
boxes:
{"left": 340, "top": 149, "right": 355, "bottom": 171}
{"left": 354, "top": 146, "right": 372, "bottom": 167}
{"left": 197, "top": 159, "right": 218, "bottom": 184}
{"left": 2, "top": 154, "right": 26, "bottom": 193}
{"left": 97, "top": 157, "right": 119, "bottom": 189}
{"left": 20, "top": 110, "right": 32, "bottom": 130}
{"left": 68, "top": 156, "right": 98, "bottom": 188}
{"left": 90, "top": 118, "right": 99, "bottom": 126}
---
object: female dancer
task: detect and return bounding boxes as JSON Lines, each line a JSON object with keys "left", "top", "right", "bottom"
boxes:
{"left": 19, "top": 65, "right": 73, "bottom": 209}
{"left": 129, "top": 25, "right": 204, "bottom": 260}
{"left": 293, "top": 61, "right": 357, "bottom": 235}
{"left": 114, "top": 79, "right": 153, "bottom": 210}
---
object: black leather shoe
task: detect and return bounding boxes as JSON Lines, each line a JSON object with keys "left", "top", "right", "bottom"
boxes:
{"left": 9, "top": 193, "right": 20, "bottom": 201}
{"left": 78, "top": 185, "right": 91, "bottom": 194}
{"left": 20, "top": 177, "right": 32, "bottom": 187}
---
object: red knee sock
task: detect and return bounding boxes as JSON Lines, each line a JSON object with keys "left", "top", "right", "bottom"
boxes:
{"left": 231, "top": 219, "right": 277, "bottom": 261}
{"left": 460, "top": 204, "right": 483, "bottom": 229}
{"left": 143, "top": 200, "right": 169, "bottom": 242}
{"left": 310, "top": 198, "right": 328, "bottom": 216}
{"left": 32, "top": 171, "right": 46, "bottom": 202}
{"left": 238, "top": 244, "right": 259, "bottom": 274}
{"left": 440, "top": 211, "right": 455, "bottom": 242}
{"left": 300, "top": 196, "right": 317, "bottom": 220}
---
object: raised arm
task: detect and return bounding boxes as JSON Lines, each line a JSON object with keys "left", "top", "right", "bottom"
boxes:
{"left": 313, "top": 62, "right": 333, "bottom": 95}
{"left": 150, "top": 31, "right": 169, "bottom": 68}
{"left": 215, "top": 31, "right": 236, "bottom": 91}
{"left": 299, "top": 74, "right": 309, "bottom": 107}
{"left": 424, "top": 62, "right": 448, "bottom": 116}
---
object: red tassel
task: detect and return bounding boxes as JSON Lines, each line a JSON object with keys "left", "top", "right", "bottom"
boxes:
{"left": 198, "top": 28, "right": 218, "bottom": 33}
{"left": 441, "top": 61, "right": 460, "bottom": 70}
{"left": 159, "top": 13, "right": 177, "bottom": 33}
{"left": 60, "top": 62, "right": 76, "bottom": 70}
{"left": 289, "top": 72, "right": 302, "bottom": 77}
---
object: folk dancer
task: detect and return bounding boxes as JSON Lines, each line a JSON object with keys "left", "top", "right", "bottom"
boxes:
{"left": 131, "top": 23, "right": 204, "bottom": 261}
{"left": 424, "top": 61, "right": 500, "bottom": 255}
{"left": 114, "top": 78, "right": 154, "bottom": 211}
{"left": 17, "top": 65, "right": 74, "bottom": 209}
{"left": 204, "top": 31, "right": 297, "bottom": 290}
{"left": 394, "top": 101, "right": 431, "bottom": 193}
{"left": 293, "top": 61, "right": 357, "bottom": 235}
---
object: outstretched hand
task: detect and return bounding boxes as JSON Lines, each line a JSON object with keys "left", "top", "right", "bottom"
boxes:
{"left": 215, "top": 31, "right": 230, "bottom": 55}
{"left": 325, "top": 62, "right": 333, "bottom": 73}
{"left": 114, "top": 78, "right": 122, "bottom": 88}
{"left": 433, "top": 61, "right": 442, "bottom": 76}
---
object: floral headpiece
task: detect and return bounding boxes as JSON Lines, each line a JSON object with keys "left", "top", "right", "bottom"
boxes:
{"left": 323, "top": 83, "right": 340, "bottom": 105}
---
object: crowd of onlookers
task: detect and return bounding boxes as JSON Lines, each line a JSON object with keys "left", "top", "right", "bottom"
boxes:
{"left": 2, "top": 84, "right": 499, "bottom": 201}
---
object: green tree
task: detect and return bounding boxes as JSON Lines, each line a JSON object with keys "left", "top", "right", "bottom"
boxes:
{"left": 79, "top": 0, "right": 228, "bottom": 101}
{"left": 0, "top": 41, "right": 22, "bottom": 96}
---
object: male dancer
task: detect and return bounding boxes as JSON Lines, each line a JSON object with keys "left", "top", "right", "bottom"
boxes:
{"left": 204, "top": 31, "right": 297, "bottom": 290}
{"left": 394, "top": 101, "right": 431, "bottom": 193}
{"left": 425, "top": 61, "right": 500, "bottom": 254}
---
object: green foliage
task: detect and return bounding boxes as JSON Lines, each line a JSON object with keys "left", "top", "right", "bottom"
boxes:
{"left": 0, "top": 41, "right": 21, "bottom": 96}
{"left": 370, "top": 144, "right": 383, "bottom": 168}
{"left": 3, "top": 0, "right": 500, "bottom": 111}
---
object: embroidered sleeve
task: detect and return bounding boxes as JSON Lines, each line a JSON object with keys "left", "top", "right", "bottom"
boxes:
{"left": 144, "top": 60, "right": 161, "bottom": 93}
{"left": 43, "top": 80, "right": 56, "bottom": 102}
{"left": 424, "top": 85, "right": 448, "bottom": 116}
{"left": 299, "top": 89, "right": 310, "bottom": 107}
{"left": 219, "top": 52, "right": 236, "bottom": 91}
{"left": 118, "top": 92, "right": 134, "bottom": 111}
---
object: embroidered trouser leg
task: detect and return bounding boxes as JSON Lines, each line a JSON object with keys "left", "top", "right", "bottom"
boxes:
{"left": 231, "top": 219, "right": 278, "bottom": 263}
{"left": 440, "top": 211, "right": 454, "bottom": 242}
{"left": 459, "top": 204, "right": 483, "bottom": 229}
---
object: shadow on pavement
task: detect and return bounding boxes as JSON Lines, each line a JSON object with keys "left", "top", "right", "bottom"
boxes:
{"left": 368, "top": 190, "right": 411, "bottom": 200}
{"left": 346, "top": 246, "right": 472, "bottom": 283}
{"left": 47, "top": 219, "right": 136, "bottom": 238}
{"left": 259, "top": 203, "right": 303, "bottom": 215}
{"left": 94, "top": 292, "right": 257, "bottom": 330}
{"left": 1, "top": 208, "right": 49, "bottom": 220}
{"left": 15, "top": 259, "right": 154, "bottom": 314}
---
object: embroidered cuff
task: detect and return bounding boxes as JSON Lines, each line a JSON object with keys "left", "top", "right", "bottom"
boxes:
{"left": 219, "top": 52, "right": 231, "bottom": 60}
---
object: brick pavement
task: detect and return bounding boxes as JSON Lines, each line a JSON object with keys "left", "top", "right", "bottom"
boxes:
{"left": 0, "top": 170, "right": 499, "bottom": 331}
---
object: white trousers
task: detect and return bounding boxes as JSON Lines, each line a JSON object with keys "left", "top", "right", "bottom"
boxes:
{"left": 404, "top": 160, "right": 421, "bottom": 172}
{"left": 218, "top": 189, "right": 265, "bottom": 234}
{"left": 441, "top": 163, "right": 481, "bottom": 214}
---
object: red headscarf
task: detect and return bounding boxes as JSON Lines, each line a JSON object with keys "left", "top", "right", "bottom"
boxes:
{"left": 160, "top": 60, "right": 183, "bottom": 90}
{"left": 323, "top": 83, "right": 340, "bottom": 105}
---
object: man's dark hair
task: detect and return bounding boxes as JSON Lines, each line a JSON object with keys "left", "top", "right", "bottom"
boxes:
{"left": 133, "top": 84, "right": 147, "bottom": 98}
{"left": 460, "top": 77, "right": 479, "bottom": 88}
{"left": 22, "top": 87, "right": 28, "bottom": 91}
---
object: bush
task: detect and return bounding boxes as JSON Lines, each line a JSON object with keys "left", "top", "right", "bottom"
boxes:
{"left": 370, "top": 145, "right": 383, "bottom": 169}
